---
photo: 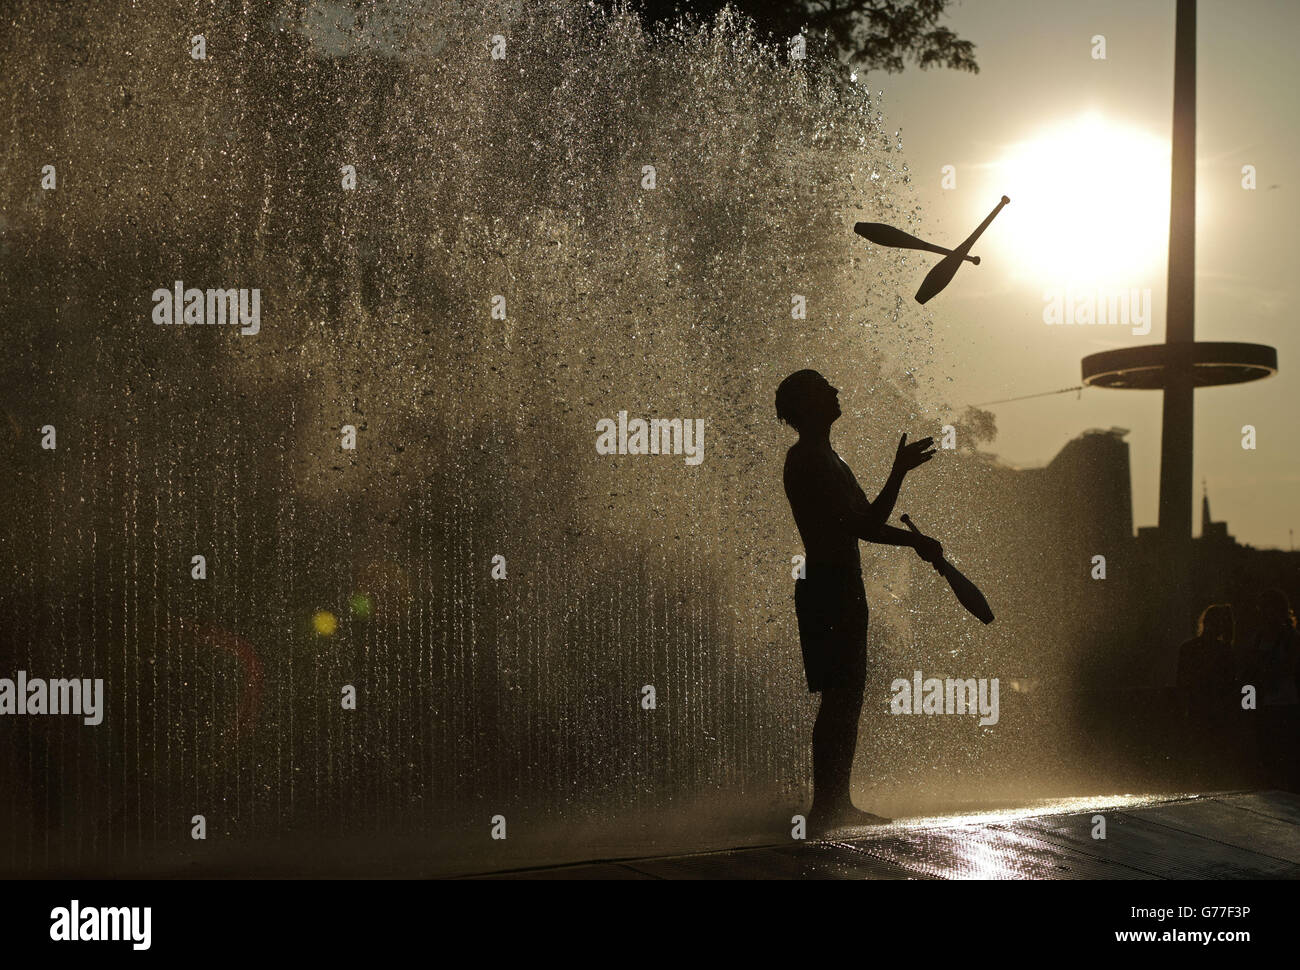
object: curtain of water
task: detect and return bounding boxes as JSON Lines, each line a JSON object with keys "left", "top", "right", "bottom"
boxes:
{"left": 0, "top": 0, "right": 1068, "bottom": 875}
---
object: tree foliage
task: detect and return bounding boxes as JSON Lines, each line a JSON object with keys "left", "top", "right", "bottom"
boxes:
{"left": 611, "top": 0, "right": 978, "bottom": 73}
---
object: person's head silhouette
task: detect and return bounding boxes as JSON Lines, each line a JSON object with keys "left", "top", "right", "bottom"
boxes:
{"left": 776, "top": 369, "right": 840, "bottom": 437}
{"left": 1259, "top": 587, "right": 1296, "bottom": 631}
{"left": 1197, "top": 603, "right": 1233, "bottom": 646}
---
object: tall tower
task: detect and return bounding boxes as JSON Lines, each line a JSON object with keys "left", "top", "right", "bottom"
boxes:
{"left": 1079, "top": 0, "right": 1276, "bottom": 553}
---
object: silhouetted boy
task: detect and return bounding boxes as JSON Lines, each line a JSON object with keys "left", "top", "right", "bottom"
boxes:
{"left": 776, "top": 369, "right": 941, "bottom": 830}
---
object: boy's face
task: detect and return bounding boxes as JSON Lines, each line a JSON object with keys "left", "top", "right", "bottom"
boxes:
{"left": 816, "top": 376, "right": 842, "bottom": 424}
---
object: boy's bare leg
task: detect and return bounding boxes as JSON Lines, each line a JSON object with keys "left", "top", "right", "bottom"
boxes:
{"left": 810, "top": 683, "right": 890, "bottom": 829}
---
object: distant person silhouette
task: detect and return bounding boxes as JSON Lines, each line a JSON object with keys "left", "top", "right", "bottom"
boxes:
{"left": 1177, "top": 603, "right": 1236, "bottom": 713}
{"left": 1176, "top": 603, "right": 1237, "bottom": 785}
{"left": 776, "top": 369, "right": 941, "bottom": 830}
{"left": 1248, "top": 588, "right": 1299, "bottom": 791}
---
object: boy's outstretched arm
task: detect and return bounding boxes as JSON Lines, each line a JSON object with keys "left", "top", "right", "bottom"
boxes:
{"left": 853, "top": 434, "right": 942, "bottom": 563}
{"left": 861, "top": 433, "right": 935, "bottom": 535}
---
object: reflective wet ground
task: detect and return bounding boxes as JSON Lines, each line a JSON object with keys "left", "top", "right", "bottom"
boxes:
{"left": 473, "top": 791, "right": 1300, "bottom": 879}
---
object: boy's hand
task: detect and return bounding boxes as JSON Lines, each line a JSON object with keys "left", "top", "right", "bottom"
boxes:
{"left": 892, "top": 433, "right": 936, "bottom": 475}
{"left": 914, "top": 534, "right": 943, "bottom": 564}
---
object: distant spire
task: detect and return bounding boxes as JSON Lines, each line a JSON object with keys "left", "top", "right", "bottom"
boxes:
{"left": 1201, "top": 478, "right": 1211, "bottom": 532}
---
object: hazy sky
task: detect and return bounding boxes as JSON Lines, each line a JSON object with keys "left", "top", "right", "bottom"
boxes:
{"left": 872, "top": 0, "right": 1297, "bottom": 548}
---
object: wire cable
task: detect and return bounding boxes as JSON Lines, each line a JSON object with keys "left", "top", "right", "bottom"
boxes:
{"left": 971, "top": 385, "right": 1085, "bottom": 407}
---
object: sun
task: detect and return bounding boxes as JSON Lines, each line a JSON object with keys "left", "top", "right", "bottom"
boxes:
{"left": 996, "top": 113, "right": 1170, "bottom": 287}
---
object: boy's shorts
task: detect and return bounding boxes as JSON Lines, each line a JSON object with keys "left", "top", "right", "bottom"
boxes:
{"left": 795, "top": 566, "right": 869, "bottom": 693}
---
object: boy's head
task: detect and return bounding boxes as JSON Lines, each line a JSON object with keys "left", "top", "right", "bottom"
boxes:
{"left": 776, "top": 369, "right": 840, "bottom": 433}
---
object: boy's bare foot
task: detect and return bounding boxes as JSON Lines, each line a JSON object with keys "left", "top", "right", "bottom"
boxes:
{"left": 808, "top": 804, "right": 892, "bottom": 833}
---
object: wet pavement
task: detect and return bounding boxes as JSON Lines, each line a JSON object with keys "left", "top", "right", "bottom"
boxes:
{"left": 471, "top": 791, "right": 1300, "bottom": 879}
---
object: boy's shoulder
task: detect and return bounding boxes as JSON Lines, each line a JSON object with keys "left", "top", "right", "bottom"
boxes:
{"left": 784, "top": 442, "right": 838, "bottom": 482}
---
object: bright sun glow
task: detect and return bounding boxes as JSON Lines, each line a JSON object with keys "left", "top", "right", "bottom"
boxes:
{"left": 997, "top": 113, "right": 1170, "bottom": 286}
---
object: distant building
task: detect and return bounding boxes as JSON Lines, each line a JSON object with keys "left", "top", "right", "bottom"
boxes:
{"left": 959, "top": 428, "right": 1299, "bottom": 689}
{"left": 1200, "top": 481, "right": 1234, "bottom": 546}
